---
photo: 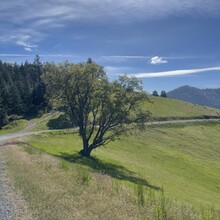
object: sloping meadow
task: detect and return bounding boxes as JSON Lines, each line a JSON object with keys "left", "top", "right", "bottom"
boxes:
{"left": 3, "top": 121, "right": 220, "bottom": 219}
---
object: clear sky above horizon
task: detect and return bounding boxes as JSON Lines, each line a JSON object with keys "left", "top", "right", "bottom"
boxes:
{"left": 1, "top": 0, "right": 220, "bottom": 93}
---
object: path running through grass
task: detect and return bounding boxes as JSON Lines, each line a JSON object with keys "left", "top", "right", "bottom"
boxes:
{"left": 0, "top": 118, "right": 219, "bottom": 145}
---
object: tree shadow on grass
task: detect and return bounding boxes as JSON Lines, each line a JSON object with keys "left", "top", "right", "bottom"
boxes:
{"left": 57, "top": 152, "right": 161, "bottom": 191}
{"left": 1, "top": 139, "right": 160, "bottom": 191}
{"left": 47, "top": 114, "right": 75, "bottom": 130}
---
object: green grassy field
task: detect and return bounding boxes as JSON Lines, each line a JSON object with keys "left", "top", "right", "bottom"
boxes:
{"left": 24, "top": 97, "right": 220, "bottom": 131}
{"left": 145, "top": 96, "right": 220, "bottom": 118}
{"left": 2, "top": 98, "right": 220, "bottom": 219}
{"left": 0, "top": 119, "right": 29, "bottom": 135}
{"left": 0, "top": 112, "right": 60, "bottom": 134}
{"left": 1, "top": 97, "right": 220, "bottom": 133}
{"left": 31, "top": 97, "right": 220, "bottom": 131}
{"left": 28, "top": 121, "right": 220, "bottom": 210}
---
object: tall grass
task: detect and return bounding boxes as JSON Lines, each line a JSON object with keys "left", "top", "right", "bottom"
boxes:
{"left": 3, "top": 144, "right": 220, "bottom": 220}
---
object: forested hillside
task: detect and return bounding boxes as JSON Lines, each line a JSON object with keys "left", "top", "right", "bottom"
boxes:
{"left": 0, "top": 56, "right": 47, "bottom": 127}
{"left": 167, "top": 85, "right": 220, "bottom": 109}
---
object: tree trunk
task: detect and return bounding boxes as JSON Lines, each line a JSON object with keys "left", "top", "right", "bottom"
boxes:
{"left": 79, "top": 147, "right": 92, "bottom": 157}
{"left": 79, "top": 138, "right": 92, "bottom": 157}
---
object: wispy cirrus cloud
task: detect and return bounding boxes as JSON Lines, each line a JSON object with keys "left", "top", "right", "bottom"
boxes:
{"left": 16, "top": 35, "right": 37, "bottom": 52}
{"left": 0, "top": 33, "right": 40, "bottom": 52}
{"left": 103, "top": 55, "right": 150, "bottom": 59}
{"left": 102, "top": 55, "right": 216, "bottom": 63}
{"left": 1, "top": 0, "right": 220, "bottom": 54}
{"left": 1, "top": 0, "right": 220, "bottom": 34}
{"left": 0, "top": 53, "right": 80, "bottom": 58}
{"left": 1, "top": 0, "right": 220, "bottom": 25}
{"left": 131, "top": 67, "right": 220, "bottom": 78}
{"left": 101, "top": 56, "right": 151, "bottom": 62}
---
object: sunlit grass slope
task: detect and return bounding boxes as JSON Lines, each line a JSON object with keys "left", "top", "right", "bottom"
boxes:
{"left": 2, "top": 97, "right": 220, "bottom": 134}
{"left": 0, "top": 119, "right": 29, "bottom": 135}
{"left": 29, "top": 121, "right": 220, "bottom": 210}
{"left": 145, "top": 96, "right": 220, "bottom": 118}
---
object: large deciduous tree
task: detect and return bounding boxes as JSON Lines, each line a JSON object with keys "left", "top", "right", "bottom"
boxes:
{"left": 43, "top": 60, "right": 150, "bottom": 157}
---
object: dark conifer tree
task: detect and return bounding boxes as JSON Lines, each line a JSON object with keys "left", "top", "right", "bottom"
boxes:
{"left": 0, "top": 55, "right": 48, "bottom": 127}
{"left": 152, "top": 90, "right": 159, "bottom": 96}
{"left": 160, "top": 90, "right": 167, "bottom": 98}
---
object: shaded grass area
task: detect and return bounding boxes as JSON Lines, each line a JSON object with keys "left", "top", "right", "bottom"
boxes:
{"left": 57, "top": 153, "right": 160, "bottom": 190}
{"left": 3, "top": 138, "right": 160, "bottom": 191}
{"left": 28, "top": 113, "right": 68, "bottom": 131}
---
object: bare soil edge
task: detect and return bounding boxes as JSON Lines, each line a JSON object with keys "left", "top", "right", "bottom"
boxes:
{"left": 0, "top": 145, "right": 35, "bottom": 220}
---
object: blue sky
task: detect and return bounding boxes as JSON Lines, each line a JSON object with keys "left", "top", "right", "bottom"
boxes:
{"left": 1, "top": 0, "right": 220, "bottom": 93}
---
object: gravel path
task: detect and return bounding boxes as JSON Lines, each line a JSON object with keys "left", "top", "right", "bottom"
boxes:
{"left": 0, "top": 154, "right": 14, "bottom": 220}
{"left": 0, "top": 148, "right": 34, "bottom": 220}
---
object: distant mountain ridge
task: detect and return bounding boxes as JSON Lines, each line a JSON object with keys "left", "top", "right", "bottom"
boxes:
{"left": 167, "top": 85, "right": 220, "bottom": 109}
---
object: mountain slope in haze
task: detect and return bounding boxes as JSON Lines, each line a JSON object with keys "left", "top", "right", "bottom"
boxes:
{"left": 167, "top": 86, "right": 220, "bottom": 109}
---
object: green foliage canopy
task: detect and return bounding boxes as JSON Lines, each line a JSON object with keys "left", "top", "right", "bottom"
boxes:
{"left": 43, "top": 61, "right": 150, "bottom": 157}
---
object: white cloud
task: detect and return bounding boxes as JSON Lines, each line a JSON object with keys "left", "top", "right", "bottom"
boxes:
{"left": 150, "top": 56, "right": 168, "bottom": 64}
{"left": 15, "top": 35, "right": 37, "bottom": 52}
{"left": 24, "top": 47, "right": 33, "bottom": 52}
{"left": 0, "top": 34, "right": 38, "bottom": 52}
{"left": 131, "top": 67, "right": 220, "bottom": 78}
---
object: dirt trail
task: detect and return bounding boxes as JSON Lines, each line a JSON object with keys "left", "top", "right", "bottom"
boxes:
{"left": 22, "top": 112, "right": 59, "bottom": 131}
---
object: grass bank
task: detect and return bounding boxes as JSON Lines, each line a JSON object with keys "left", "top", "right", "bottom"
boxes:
{"left": 145, "top": 96, "right": 220, "bottom": 118}
{"left": 0, "top": 119, "right": 28, "bottom": 135}
{"left": 27, "top": 121, "right": 220, "bottom": 210}
{"left": 4, "top": 143, "right": 219, "bottom": 220}
{"left": 3, "top": 121, "right": 219, "bottom": 219}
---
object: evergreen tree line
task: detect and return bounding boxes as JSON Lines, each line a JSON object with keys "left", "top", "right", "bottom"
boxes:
{"left": 0, "top": 55, "right": 47, "bottom": 127}
{"left": 152, "top": 90, "right": 167, "bottom": 97}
